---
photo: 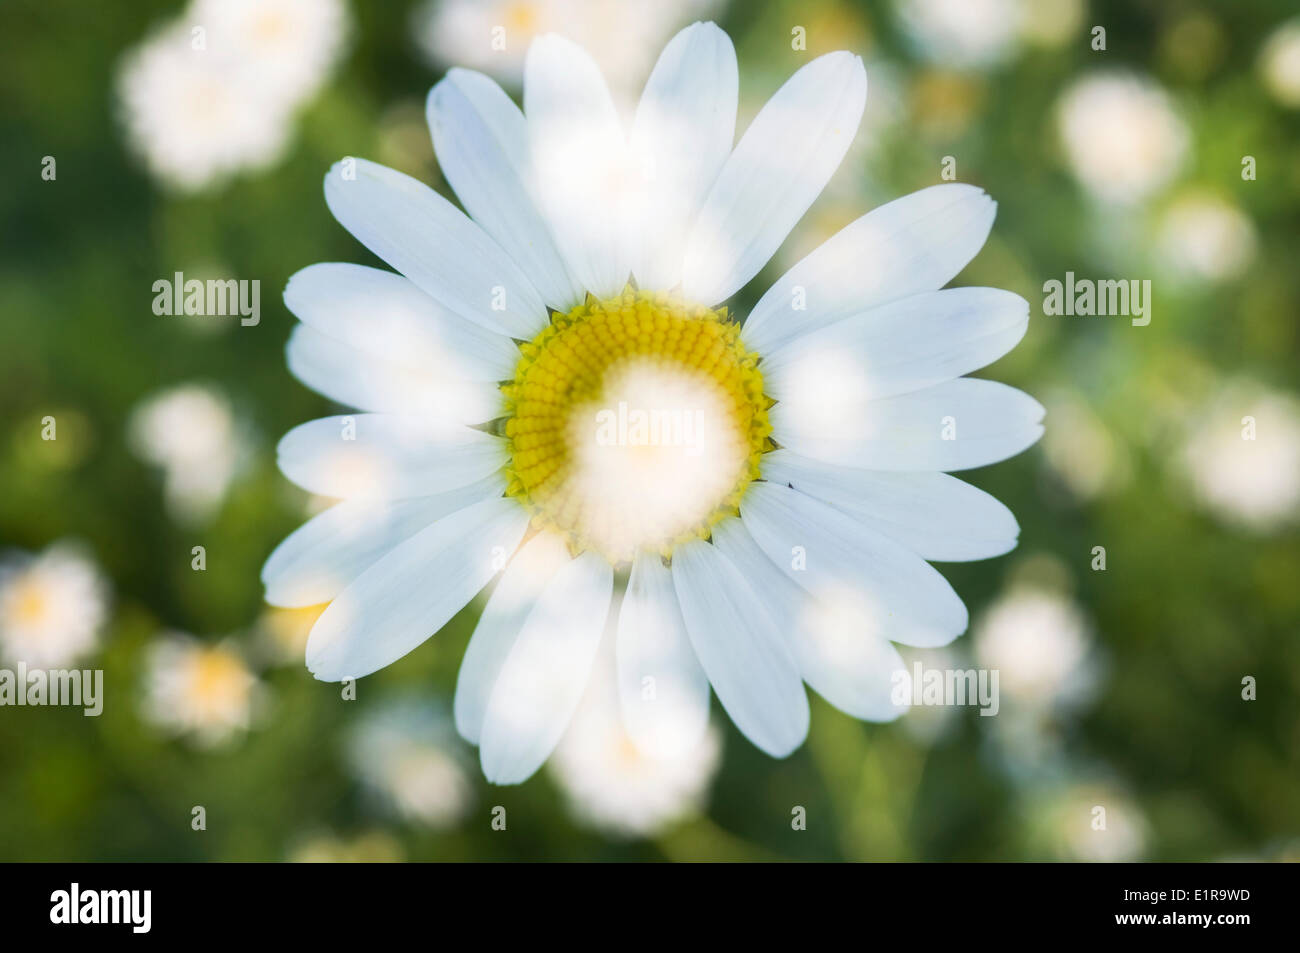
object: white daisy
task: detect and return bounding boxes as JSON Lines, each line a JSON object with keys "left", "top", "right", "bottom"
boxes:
{"left": 0, "top": 541, "right": 109, "bottom": 668}
{"left": 128, "top": 383, "right": 250, "bottom": 524}
{"left": 345, "top": 698, "right": 475, "bottom": 828}
{"left": 1056, "top": 73, "right": 1189, "bottom": 205}
{"left": 117, "top": 22, "right": 291, "bottom": 192}
{"left": 975, "top": 585, "right": 1094, "bottom": 711}
{"left": 413, "top": 0, "right": 717, "bottom": 104}
{"left": 1259, "top": 17, "right": 1300, "bottom": 108}
{"left": 264, "top": 23, "right": 1041, "bottom": 784}
{"left": 895, "top": 0, "right": 1025, "bottom": 69}
{"left": 116, "top": 0, "right": 347, "bottom": 192}
{"left": 1038, "top": 781, "right": 1148, "bottom": 863}
{"left": 550, "top": 640, "right": 721, "bottom": 837}
{"left": 189, "top": 0, "right": 349, "bottom": 107}
{"left": 1154, "top": 191, "right": 1257, "bottom": 285}
{"left": 1179, "top": 381, "right": 1300, "bottom": 531}
{"left": 141, "top": 633, "right": 263, "bottom": 747}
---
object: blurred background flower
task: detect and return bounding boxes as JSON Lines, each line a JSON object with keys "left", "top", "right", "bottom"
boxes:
{"left": 1055, "top": 73, "right": 1188, "bottom": 205}
{"left": 116, "top": 0, "right": 348, "bottom": 192}
{"left": 345, "top": 697, "right": 475, "bottom": 829}
{"left": 127, "top": 383, "right": 253, "bottom": 525}
{"left": 1178, "top": 380, "right": 1300, "bottom": 532}
{"left": 0, "top": 541, "right": 109, "bottom": 668}
{"left": 141, "top": 633, "right": 265, "bottom": 747}
{"left": 413, "top": 0, "right": 720, "bottom": 105}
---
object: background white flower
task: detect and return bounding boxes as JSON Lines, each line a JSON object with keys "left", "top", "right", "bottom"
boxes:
{"left": 116, "top": 0, "right": 348, "bottom": 191}
{"left": 0, "top": 541, "right": 109, "bottom": 668}
{"left": 414, "top": 0, "right": 718, "bottom": 104}
{"left": 128, "top": 383, "right": 251, "bottom": 524}
{"left": 1036, "top": 781, "right": 1149, "bottom": 862}
{"left": 1179, "top": 382, "right": 1300, "bottom": 531}
{"left": 1154, "top": 191, "right": 1258, "bottom": 284}
{"left": 345, "top": 698, "right": 474, "bottom": 828}
{"left": 1056, "top": 73, "right": 1189, "bottom": 204}
{"left": 141, "top": 633, "right": 264, "bottom": 747}
{"left": 191, "top": 0, "right": 349, "bottom": 106}
{"left": 975, "top": 583, "right": 1095, "bottom": 711}
{"left": 895, "top": 0, "right": 1025, "bottom": 69}
{"left": 1259, "top": 17, "right": 1300, "bottom": 108}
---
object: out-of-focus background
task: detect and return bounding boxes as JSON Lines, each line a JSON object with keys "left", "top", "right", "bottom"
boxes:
{"left": 2, "top": 0, "right": 1297, "bottom": 861}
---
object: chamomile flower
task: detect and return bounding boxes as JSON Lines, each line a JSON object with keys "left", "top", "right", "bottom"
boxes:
{"left": 190, "top": 0, "right": 349, "bottom": 106}
{"left": 116, "top": 0, "right": 347, "bottom": 192}
{"left": 265, "top": 23, "right": 1041, "bottom": 784}
{"left": 141, "top": 634, "right": 264, "bottom": 747}
{"left": 345, "top": 699, "right": 475, "bottom": 828}
{"left": 117, "top": 22, "right": 291, "bottom": 192}
{"left": 1259, "top": 17, "right": 1300, "bottom": 108}
{"left": 1056, "top": 73, "right": 1189, "bottom": 205}
{"left": 0, "top": 542, "right": 109, "bottom": 668}
{"left": 974, "top": 585, "right": 1094, "bottom": 711}
{"left": 1179, "top": 382, "right": 1300, "bottom": 531}
{"left": 895, "top": 0, "right": 1025, "bottom": 69}
{"left": 128, "top": 383, "right": 250, "bottom": 524}
{"left": 414, "top": 0, "right": 717, "bottom": 103}
{"left": 1154, "top": 191, "right": 1257, "bottom": 285}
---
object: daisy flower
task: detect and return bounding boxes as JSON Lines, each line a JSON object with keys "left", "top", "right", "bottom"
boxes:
{"left": 141, "top": 634, "right": 264, "bottom": 747}
{"left": 190, "top": 0, "right": 349, "bottom": 107}
{"left": 345, "top": 698, "right": 475, "bottom": 828}
{"left": 117, "top": 22, "right": 291, "bottom": 192}
{"left": 974, "top": 585, "right": 1094, "bottom": 711}
{"left": 1179, "top": 381, "right": 1300, "bottom": 531}
{"left": 127, "top": 383, "right": 250, "bottom": 524}
{"left": 0, "top": 541, "right": 109, "bottom": 668}
{"left": 413, "top": 0, "right": 717, "bottom": 104}
{"left": 1055, "top": 73, "right": 1189, "bottom": 205}
{"left": 116, "top": 0, "right": 347, "bottom": 192}
{"left": 264, "top": 23, "right": 1042, "bottom": 783}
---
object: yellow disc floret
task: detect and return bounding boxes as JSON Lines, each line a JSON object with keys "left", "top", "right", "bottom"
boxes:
{"left": 501, "top": 286, "right": 772, "bottom": 564}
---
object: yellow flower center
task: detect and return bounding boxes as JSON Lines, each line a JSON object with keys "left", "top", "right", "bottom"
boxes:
{"left": 10, "top": 580, "right": 49, "bottom": 626}
{"left": 191, "top": 647, "right": 251, "bottom": 713}
{"left": 501, "top": 287, "right": 771, "bottom": 564}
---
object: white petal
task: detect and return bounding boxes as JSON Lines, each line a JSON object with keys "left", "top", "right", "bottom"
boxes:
{"left": 712, "top": 518, "right": 908, "bottom": 722}
{"left": 454, "top": 531, "right": 573, "bottom": 744}
{"left": 744, "top": 184, "right": 997, "bottom": 354}
{"left": 480, "top": 551, "right": 613, "bottom": 784}
{"left": 627, "top": 22, "right": 737, "bottom": 291}
{"left": 616, "top": 550, "right": 710, "bottom": 758}
{"left": 670, "top": 538, "right": 808, "bottom": 757}
{"left": 284, "top": 263, "right": 520, "bottom": 381}
{"left": 323, "top": 157, "right": 547, "bottom": 339}
{"left": 761, "top": 450, "right": 1019, "bottom": 562}
{"left": 681, "top": 51, "right": 867, "bottom": 305}
{"left": 286, "top": 325, "right": 503, "bottom": 423}
{"left": 306, "top": 497, "right": 529, "bottom": 680}
{"left": 739, "top": 481, "right": 968, "bottom": 647}
{"left": 261, "top": 475, "right": 505, "bottom": 609}
{"left": 762, "top": 288, "right": 1029, "bottom": 403}
{"left": 276, "top": 414, "right": 507, "bottom": 499}
{"left": 771, "top": 378, "right": 1045, "bottom": 472}
{"left": 427, "top": 70, "right": 584, "bottom": 311}
{"left": 525, "top": 34, "right": 632, "bottom": 298}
